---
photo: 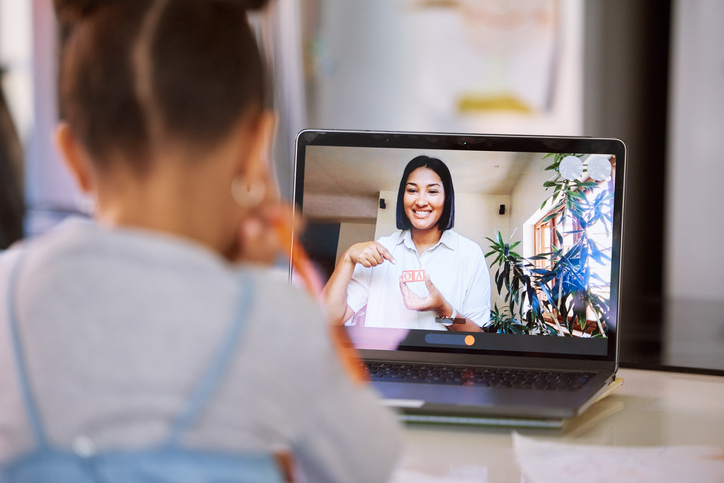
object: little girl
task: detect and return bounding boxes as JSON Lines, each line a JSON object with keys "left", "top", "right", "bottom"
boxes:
{"left": 0, "top": 1, "right": 401, "bottom": 481}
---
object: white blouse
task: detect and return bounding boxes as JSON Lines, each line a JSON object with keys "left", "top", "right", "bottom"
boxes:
{"left": 347, "top": 229, "right": 491, "bottom": 330}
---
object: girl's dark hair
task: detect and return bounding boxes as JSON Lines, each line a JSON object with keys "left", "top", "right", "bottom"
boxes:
{"left": 54, "top": 0, "right": 269, "bottom": 172}
{"left": 396, "top": 155, "right": 455, "bottom": 231}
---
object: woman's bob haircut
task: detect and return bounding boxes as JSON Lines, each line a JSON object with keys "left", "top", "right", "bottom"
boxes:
{"left": 396, "top": 155, "right": 455, "bottom": 231}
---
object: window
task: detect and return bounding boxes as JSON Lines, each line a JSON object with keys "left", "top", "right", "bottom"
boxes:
{"left": 531, "top": 158, "right": 616, "bottom": 335}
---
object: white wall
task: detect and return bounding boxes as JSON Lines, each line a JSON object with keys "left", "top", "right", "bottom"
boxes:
{"left": 373, "top": 191, "right": 398, "bottom": 241}
{"left": 313, "top": 0, "right": 583, "bottom": 135}
{"left": 25, "top": 0, "right": 82, "bottom": 235}
{"left": 665, "top": 0, "right": 724, "bottom": 302}
{"left": 0, "top": 0, "right": 33, "bottom": 143}
{"left": 510, "top": 154, "right": 556, "bottom": 256}
{"left": 510, "top": 156, "right": 551, "bottom": 237}
{"left": 455, "top": 193, "right": 511, "bottom": 252}
{"left": 664, "top": 0, "right": 724, "bottom": 369}
{"left": 316, "top": 0, "right": 409, "bottom": 131}
{"left": 336, "top": 221, "right": 376, "bottom": 265}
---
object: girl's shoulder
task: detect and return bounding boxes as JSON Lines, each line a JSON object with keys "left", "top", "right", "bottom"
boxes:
{"left": 244, "top": 266, "right": 324, "bottom": 318}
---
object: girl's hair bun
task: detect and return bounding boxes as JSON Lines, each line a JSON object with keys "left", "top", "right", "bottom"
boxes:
{"left": 229, "top": 0, "right": 270, "bottom": 12}
{"left": 54, "top": 0, "right": 271, "bottom": 24}
{"left": 55, "top": 0, "right": 269, "bottom": 169}
{"left": 53, "top": 0, "right": 106, "bottom": 24}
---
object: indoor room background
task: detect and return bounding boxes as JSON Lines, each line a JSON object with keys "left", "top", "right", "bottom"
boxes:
{"left": 0, "top": 0, "right": 722, "bottom": 372}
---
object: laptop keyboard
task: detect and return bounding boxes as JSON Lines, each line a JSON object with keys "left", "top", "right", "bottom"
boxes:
{"left": 365, "top": 362, "right": 594, "bottom": 391}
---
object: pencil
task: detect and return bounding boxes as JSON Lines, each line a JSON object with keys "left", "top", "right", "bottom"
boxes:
{"left": 272, "top": 216, "right": 367, "bottom": 383}
{"left": 272, "top": 218, "right": 323, "bottom": 298}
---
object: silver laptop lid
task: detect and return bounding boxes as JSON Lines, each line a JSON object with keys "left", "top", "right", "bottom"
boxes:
{"left": 293, "top": 130, "right": 625, "bottom": 370}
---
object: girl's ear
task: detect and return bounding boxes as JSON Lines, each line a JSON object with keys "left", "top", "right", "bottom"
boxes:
{"left": 247, "top": 110, "right": 276, "bottom": 175}
{"left": 235, "top": 110, "right": 278, "bottom": 197}
{"left": 54, "top": 122, "right": 97, "bottom": 194}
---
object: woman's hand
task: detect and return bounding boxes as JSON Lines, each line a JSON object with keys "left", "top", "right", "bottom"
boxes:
{"left": 399, "top": 276, "right": 482, "bottom": 332}
{"left": 344, "top": 241, "right": 396, "bottom": 268}
{"left": 321, "top": 241, "right": 395, "bottom": 327}
{"left": 399, "top": 274, "right": 450, "bottom": 315}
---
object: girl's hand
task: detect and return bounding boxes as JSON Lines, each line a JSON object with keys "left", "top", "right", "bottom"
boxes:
{"left": 236, "top": 202, "right": 296, "bottom": 265}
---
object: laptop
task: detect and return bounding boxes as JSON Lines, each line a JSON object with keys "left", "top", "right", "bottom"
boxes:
{"left": 292, "top": 129, "right": 626, "bottom": 426}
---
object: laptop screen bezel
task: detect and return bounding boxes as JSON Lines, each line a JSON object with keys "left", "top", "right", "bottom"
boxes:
{"left": 293, "top": 129, "right": 626, "bottom": 369}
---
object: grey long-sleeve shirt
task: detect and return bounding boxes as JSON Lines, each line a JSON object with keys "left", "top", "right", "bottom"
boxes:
{"left": 0, "top": 218, "right": 402, "bottom": 482}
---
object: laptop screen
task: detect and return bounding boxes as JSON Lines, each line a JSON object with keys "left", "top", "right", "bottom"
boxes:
{"left": 294, "top": 131, "right": 625, "bottom": 362}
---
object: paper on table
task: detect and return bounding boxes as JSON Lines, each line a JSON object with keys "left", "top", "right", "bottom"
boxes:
{"left": 513, "top": 433, "right": 724, "bottom": 483}
{"left": 389, "top": 467, "right": 486, "bottom": 483}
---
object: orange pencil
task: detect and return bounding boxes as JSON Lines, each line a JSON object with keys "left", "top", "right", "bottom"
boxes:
{"left": 272, "top": 216, "right": 367, "bottom": 383}
{"left": 272, "top": 218, "right": 323, "bottom": 298}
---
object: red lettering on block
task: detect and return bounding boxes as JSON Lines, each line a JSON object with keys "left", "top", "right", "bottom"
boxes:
{"left": 402, "top": 270, "right": 425, "bottom": 282}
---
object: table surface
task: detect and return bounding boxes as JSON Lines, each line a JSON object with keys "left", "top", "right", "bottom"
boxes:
{"left": 397, "top": 368, "right": 724, "bottom": 481}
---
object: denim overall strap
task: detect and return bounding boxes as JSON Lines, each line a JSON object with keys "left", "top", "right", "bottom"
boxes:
{"left": 5, "top": 249, "right": 50, "bottom": 449}
{"left": 165, "top": 271, "right": 255, "bottom": 447}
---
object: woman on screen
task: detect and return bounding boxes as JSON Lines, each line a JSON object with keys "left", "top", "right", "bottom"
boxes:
{"left": 323, "top": 155, "right": 491, "bottom": 331}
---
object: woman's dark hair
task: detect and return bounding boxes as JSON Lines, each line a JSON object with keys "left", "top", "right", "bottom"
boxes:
{"left": 395, "top": 155, "right": 455, "bottom": 231}
{"left": 54, "top": 0, "right": 269, "bottom": 173}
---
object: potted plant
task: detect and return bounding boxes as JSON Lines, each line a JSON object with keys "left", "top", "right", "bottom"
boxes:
{"left": 485, "top": 153, "right": 614, "bottom": 337}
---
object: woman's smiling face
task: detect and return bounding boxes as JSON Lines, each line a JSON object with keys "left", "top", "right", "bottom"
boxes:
{"left": 403, "top": 167, "right": 445, "bottom": 232}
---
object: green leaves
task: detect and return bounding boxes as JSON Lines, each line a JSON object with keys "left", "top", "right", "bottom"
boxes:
{"left": 486, "top": 231, "right": 549, "bottom": 335}
{"left": 484, "top": 152, "right": 614, "bottom": 338}
{"left": 488, "top": 304, "right": 530, "bottom": 335}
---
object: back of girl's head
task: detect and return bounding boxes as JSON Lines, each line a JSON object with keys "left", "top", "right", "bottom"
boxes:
{"left": 54, "top": 0, "right": 269, "bottom": 173}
